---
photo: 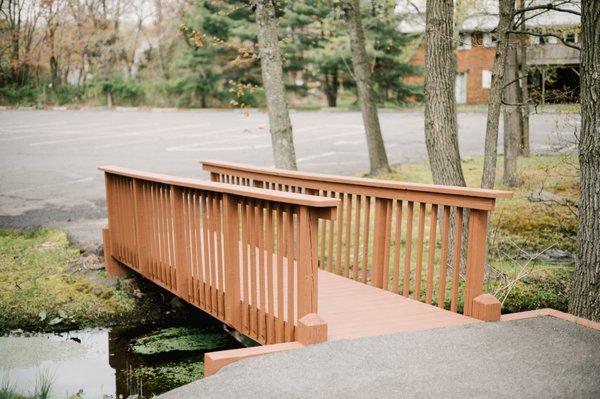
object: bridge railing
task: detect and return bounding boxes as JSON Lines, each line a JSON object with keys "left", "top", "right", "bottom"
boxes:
{"left": 202, "top": 160, "right": 512, "bottom": 319}
{"left": 100, "top": 166, "right": 338, "bottom": 344}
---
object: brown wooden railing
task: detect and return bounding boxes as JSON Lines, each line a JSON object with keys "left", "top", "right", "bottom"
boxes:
{"left": 202, "top": 160, "right": 512, "bottom": 318}
{"left": 100, "top": 166, "right": 338, "bottom": 344}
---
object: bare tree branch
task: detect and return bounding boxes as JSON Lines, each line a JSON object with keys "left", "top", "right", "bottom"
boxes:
{"left": 507, "top": 29, "right": 581, "bottom": 50}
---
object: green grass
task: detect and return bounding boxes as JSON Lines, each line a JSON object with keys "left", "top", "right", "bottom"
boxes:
{"left": 0, "top": 228, "right": 136, "bottom": 335}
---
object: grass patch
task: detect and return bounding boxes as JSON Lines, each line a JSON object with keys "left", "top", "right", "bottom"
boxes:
{"left": 0, "top": 228, "right": 136, "bottom": 335}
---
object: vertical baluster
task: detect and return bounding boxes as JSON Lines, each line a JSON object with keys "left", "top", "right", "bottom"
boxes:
{"left": 335, "top": 192, "right": 344, "bottom": 275}
{"left": 425, "top": 204, "right": 439, "bottom": 304}
{"left": 414, "top": 202, "right": 427, "bottom": 300}
{"left": 438, "top": 206, "right": 451, "bottom": 308}
{"left": 382, "top": 199, "right": 393, "bottom": 290}
{"left": 215, "top": 195, "right": 225, "bottom": 319}
{"left": 207, "top": 193, "right": 217, "bottom": 315}
{"left": 200, "top": 192, "right": 211, "bottom": 310}
{"left": 402, "top": 201, "right": 414, "bottom": 297}
{"left": 285, "top": 206, "right": 294, "bottom": 341}
{"left": 190, "top": 191, "right": 201, "bottom": 306}
{"left": 276, "top": 205, "right": 285, "bottom": 342}
{"left": 392, "top": 200, "right": 403, "bottom": 293}
{"left": 241, "top": 199, "right": 250, "bottom": 334}
{"left": 167, "top": 185, "right": 176, "bottom": 288}
{"left": 327, "top": 191, "right": 336, "bottom": 273}
{"left": 173, "top": 186, "right": 190, "bottom": 300}
{"left": 265, "top": 203, "right": 275, "bottom": 344}
{"left": 450, "top": 208, "right": 464, "bottom": 312}
{"left": 257, "top": 203, "right": 267, "bottom": 342}
{"left": 352, "top": 194, "right": 362, "bottom": 281}
{"left": 248, "top": 200, "right": 258, "bottom": 338}
{"left": 157, "top": 184, "right": 165, "bottom": 282}
{"left": 361, "top": 196, "right": 371, "bottom": 283}
{"left": 343, "top": 193, "right": 352, "bottom": 277}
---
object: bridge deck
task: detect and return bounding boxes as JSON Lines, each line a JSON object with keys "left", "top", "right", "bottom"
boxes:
{"left": 317, "top": 269, "right": 479, "bottom": 341}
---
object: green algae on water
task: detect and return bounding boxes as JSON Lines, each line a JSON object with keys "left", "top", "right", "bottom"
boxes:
{"left": 130, "top": 327, "right": 232, "bottom": 355}
{"left": 132, "top": 359, "right": 204, "bottom": 391}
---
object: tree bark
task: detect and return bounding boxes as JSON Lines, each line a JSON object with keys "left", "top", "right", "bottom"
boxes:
{"left": 569, "top": 0, "right": 600, "bottom": 322}
{"left": 342, "top": 0, "right": 391, "bottom": 176}
{"left": 503, "top": 34, "right": 522, "bottom": 187}
{"left": 481, "top": 0, "right": 514, "bottom": 189}
{"left": 424, "top": 0, "right": 465, "bottom": 187}
{"left": 517, "top": 0, "right": 530, "bottom": 156}
{"left": 323, "top": 69, "right": 339, "bottom": 107}
{"left": 253, "top": 0, "right": 297, "bottom": 170}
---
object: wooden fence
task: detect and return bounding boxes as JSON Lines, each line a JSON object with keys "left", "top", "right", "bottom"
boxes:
{"left": 100, "top": 166, "right": 338, "bottom": 344}
{"left": 202, "top": 160, "right": 512, "bottom": 317}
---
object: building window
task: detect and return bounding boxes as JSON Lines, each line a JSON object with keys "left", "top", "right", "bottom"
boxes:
{"left": 564, "top": 33, "right": 577, "bottom": 43}
{"left": 458, "top": 33, "right": 472, "bottom": 49}
{"left": 482, "top": 70, "right": 492, "bottom": 89}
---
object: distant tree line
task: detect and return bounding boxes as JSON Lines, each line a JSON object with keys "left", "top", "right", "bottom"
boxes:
{"left": 0, "top": 0, "right": 421, "bottom": 108}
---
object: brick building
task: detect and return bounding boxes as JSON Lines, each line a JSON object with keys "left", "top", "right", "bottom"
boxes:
{"left": 398, "top": 0, "right": 581, "bottom": 104}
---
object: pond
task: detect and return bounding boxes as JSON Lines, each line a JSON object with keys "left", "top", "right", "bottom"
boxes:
{"left": 0, "top": 315, "right": 245, "bottom": 398}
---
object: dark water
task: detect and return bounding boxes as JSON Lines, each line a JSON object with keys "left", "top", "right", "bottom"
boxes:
{"left": 0, "top": 315, "right": 244, "bottom": 398}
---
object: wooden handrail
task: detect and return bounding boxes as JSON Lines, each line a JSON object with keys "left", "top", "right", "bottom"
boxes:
{"left": 201, "top": 160, "right": 511, "bottom": 320}
{"left": 99, "top": 166, "right": 340, "bottom": 208}
{"left": 100, "top": 166, "right": 338, "bottom": 345}
{"left": 201, "top": 160, "right": 512, "bottom": 211}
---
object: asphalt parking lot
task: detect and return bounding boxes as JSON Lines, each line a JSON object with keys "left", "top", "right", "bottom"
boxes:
{"left": 0, "top": 108, "right": 578, "bottom": 247}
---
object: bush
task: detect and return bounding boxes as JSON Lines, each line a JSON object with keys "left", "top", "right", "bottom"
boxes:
{"left": 0, "top": 85, "right": 39, "bottom": 106}
{"left": 51, "top": 85, "right": 88, "bottom": 105}
{"left": 100, "top": 79, "right": 145, "bottom": 106}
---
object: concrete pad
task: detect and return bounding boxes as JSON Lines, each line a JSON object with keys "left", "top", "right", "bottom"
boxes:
{"left": 159, "top": 316, "right": 600, "bottom": 399}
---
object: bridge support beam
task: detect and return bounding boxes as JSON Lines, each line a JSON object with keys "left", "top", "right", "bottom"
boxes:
{"left": 102, "top": 226, "right": 128, "bottom": 277}
{"left": 204, "top": 342, "right": 304, "bottom": 376}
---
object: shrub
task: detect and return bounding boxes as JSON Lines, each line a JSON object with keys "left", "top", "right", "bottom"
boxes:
{"left": 0, "top": 85, "right": 39, "bottom": 106}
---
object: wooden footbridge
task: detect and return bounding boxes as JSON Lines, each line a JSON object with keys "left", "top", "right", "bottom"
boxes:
{"left": 100, "top": 161, "right": 511, "bottom": 375}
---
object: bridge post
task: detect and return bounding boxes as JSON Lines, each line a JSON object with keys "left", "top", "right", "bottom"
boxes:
{"left": 297, "top": 206, "right": 319, "bottom": 318}
{"left": 464, "top": 209, "right": 489, "bottom": 317}
{"left": 222, "top": 193, "right": 242, "bottom": 330}
{"left": 371, "top": 198, "right": 391, "bottom": 289}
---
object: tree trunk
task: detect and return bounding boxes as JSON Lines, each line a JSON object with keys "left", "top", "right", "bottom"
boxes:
{"left": 569, "top": 0, "right": 600, "bottom": 322}
{"left": 481, "top": 0, "right": 514, "bottom": 189}
{"left": 503, "top": 35, "right": 522, "bottom": 187}
{"left": 253, "top": 0, "right": 297, "bottom": 170}
{"left": 424, "top": 0, "right": 465, "bottom": 187}
{"left": 342, "top": 0, "right": 391, "bottom": 176}
{"left": 323, "top": 69, "right": 339, "bottom": 107}
{"left": 517, "top": 0, "right": 530, "bottom": 156}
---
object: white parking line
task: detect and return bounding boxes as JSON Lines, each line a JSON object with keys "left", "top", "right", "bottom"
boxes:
{"left": 94, "top": 138, "right": 161, "bottom": 149}
{"left": 0, "top": 122, "right": 158, "bottom": 142}
{"left": 297, "top": 151, "right": 337, "bottom": 162}
{"left": 30, "top": 123, "right": 211, "bottom": 146}
{"left": 0, "top": 121, "right": 68, "bottom": 133}
{"left": 1, "top": 177, "right": 94, "bottom": 195}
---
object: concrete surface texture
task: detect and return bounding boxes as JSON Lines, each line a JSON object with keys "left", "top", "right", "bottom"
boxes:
{"left": 0, "top": 109, "right": 579, "bottom": 248}
{"left": 159, "top": 317, "right": 600, "bottom": 399}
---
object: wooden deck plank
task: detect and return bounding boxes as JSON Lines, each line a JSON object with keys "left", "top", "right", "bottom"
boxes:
{"left": 235, "top": 251, "right": 478, "bottom": 343}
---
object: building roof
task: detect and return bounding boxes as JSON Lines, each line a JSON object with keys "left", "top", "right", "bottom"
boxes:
{"left": 396, "top": 0, "right": 581, "bottom": 33}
